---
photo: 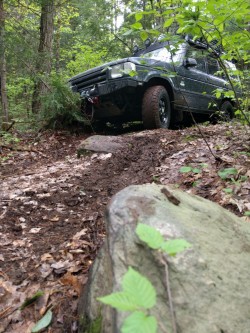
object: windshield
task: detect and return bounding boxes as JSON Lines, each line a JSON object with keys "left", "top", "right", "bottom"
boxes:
{"left": 142, "top": 44, "right": 185, "bottom": 64}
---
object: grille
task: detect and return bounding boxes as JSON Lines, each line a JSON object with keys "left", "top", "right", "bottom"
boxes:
{"left": 71, "top": 68, "right": 108, "bottom": 92}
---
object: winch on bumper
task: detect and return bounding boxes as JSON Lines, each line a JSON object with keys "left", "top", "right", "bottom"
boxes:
{"left": 80, "top": 78, "right": 141, "bottom": 119}
{"left": 81, "top": 77, "right": 139, "bottom": 100}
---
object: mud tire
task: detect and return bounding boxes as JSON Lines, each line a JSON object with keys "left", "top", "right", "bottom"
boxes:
{"left": 142, "top": 86, "right": 171, "bottom": 129}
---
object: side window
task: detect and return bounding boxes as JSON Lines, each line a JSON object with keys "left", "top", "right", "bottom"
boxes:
{"left": 207, "top": 57, "right": 220, "bottom": 76}
{"left": 186, "top": 48, "right": 206, "bottom": 72}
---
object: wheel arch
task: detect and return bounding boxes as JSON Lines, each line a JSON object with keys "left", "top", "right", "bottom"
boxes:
{"left": 143, "top": 78, "right": 174, "bottom": 104}
{"left": 219, "top": 99, "right": 235, "bottom": 119}
{"left": 219, "top": 97, "right": 236, "bottom": 108}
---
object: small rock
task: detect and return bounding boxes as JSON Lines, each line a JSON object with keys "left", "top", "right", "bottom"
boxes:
{"left": 77, "top": 135, "right": 128, "bottom": 155}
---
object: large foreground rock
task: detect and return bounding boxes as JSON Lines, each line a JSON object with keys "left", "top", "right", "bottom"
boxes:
{"left": 78, "top": 184, "right": 250, "bottom": 333}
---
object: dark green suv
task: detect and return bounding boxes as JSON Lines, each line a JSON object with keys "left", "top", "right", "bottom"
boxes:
{"left": 69, "top": 39, "right": 238, "bottom": 129}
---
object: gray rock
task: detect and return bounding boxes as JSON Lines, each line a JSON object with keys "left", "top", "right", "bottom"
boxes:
{"left": 78, "top": 184, "right": 250, "bottom": 333}
{"left": 77, "top": 135, "right": 128, "bottom": 155}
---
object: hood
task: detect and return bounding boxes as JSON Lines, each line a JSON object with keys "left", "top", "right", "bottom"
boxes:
{"left": 68, "top": 56, "right": 172, "bottom": 83}
{"left": 68, "top": 58, "right": 131, "bottom": 82}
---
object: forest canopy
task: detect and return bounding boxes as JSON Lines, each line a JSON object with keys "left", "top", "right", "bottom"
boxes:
{"left": 0, "top": 0, "right": 249, "bottom": 130}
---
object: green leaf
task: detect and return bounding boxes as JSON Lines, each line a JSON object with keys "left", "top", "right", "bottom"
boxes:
{"left": 215, "top": 89, "right": 222, "bottom": 98}
{"left": 131, "top": 22, "right": 143, "bottom": 30}
{"left": 218, "top": 23, "right": 224, "bottom": 32}
{"left": 121, "top": 311, "right": 157, "bottom": 333}
{"left": 123, "top": 29, "right": 133, "bottom": 36}
{"left": 179, "top": 166, "right": 192, "bottom": 173}
{"left": 223, "top": 188, "right": 233, "bottom": 194}
{"left": 20, "top": 290, "right": 44, "bottom": 310}
{"left": 214, "top": 18, "right": 222, "bottom": 26}
{"left": 163, "top": 17, "right": 174, "bottom": 28}
{"left": 136, "top": 223, "right": 163, "bottom": 249}
{"left": 192, "top": 168, "right": 201, "bottom": 174}
{"left": 218, "top": 168, "right": 238, "bottom": 180}
{"left": 140, "top": 30, "right": 148, "bottom": 41}
{"left": 135, "top": 13, "right": 143, "bottom": 21}
{"left": 200, "top": 163, "right": 208, "bottom": 168}
{"left": 244, "top": 211, "right": 250, "bottom": 216}
{"left": 97, "top": 292, "right": 138, "bottom": 311}
{"left": 147, "top": 29, "right": 160, "bottom": 36}
{"left": 31, "top": 309, "right": 53, "bottom": 332}
{"left": 122, "top": 267, "right": 156, "bottom": 309}
{"left": 239, "top": 175, "right": 248, "bottom": 182}
{"left": 128, "top": 70, "right": 137, "bottom": 77}
{"left": 161, "top": 239, "right": 191, "bottom": 256}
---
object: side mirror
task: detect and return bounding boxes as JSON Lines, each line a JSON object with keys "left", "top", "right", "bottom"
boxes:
{"left": 183, "top": 58, "right": 197, "bottom": 68}
{"left": 133, "top": 45, "right": 139, "bottom": 55}
{"left": 145, "top": 38, "right": 151, "bottom": 48}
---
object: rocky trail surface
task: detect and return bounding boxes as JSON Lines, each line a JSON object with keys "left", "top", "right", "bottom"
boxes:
{"left": 0, "top": 123, "right": 249, "bottom": 332}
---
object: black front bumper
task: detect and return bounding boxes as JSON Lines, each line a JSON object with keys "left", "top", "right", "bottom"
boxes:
{"left": 80, "top": 78, "right": 140, "bottom": 99}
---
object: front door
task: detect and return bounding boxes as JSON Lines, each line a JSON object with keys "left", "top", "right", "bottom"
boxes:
{"left": 178, "top": 47, "right": 211, "bottom": 113}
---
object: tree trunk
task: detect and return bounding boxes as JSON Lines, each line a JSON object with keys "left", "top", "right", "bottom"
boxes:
{"left": 32, "top": 0, "right": 55, "bottom": 114}
{"left": 0, "top": 0, "right": 9, "bottom": 129}
{"left": 54, "top": 4, "right": 61, "bottom": 73}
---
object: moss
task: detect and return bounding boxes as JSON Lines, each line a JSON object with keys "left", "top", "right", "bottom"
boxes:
{"left": 78, "top": 315, "right": 102, "bottom": 333}
{"left": 77, "top": 148, "right": 91, "bottom": 158}
{"left": 182, "top": 134, "right": 197, "bottom": 142}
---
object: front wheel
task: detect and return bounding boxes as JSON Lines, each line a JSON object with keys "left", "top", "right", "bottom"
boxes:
{"left": 142, "top": 86, "right": 171, "bottom": 129}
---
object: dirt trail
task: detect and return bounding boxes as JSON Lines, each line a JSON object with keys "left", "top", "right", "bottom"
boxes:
{"left": 0, "top": 123, "right": 249, "bottom": 332}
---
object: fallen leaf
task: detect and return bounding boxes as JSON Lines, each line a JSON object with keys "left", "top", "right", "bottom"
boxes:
{"left": 60, "top": 272, "right": 82, "bottom": 295}
{"left": 51, "top": 260, "right": 71, "bottom": 274}
{"left": 51, "top": 260, "right": 70, "bottom": 270}
{"left": 241, "top": 216, "right": 250, "bottom": 222}
{"left": 41, "top": 253, "right": 54, "bottom": 262}
{"left": 29, "top": 228, "right": 41, "bottom": 233}
{"left": 69, "top": 249, "right": 84, "bottom": 254}
{"left": 49, "top": 216, "right": 60, "bottom": 222}
{"left": 72, "top": 229, "right": 87, "bottom": 240}
{"left": 39, "top": 263, "right": 53, "bottom": 279}
{"left": 31, "top": 309, "right": 53, "bottom": 332}
{"left": 36, "top": 291, "right": 50, "bottom": 316}
{"left": 13, "top": 239, "right": 26, "bottom": 247}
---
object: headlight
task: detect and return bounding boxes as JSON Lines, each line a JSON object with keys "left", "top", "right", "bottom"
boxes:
{"left": 110, "top": 62, "right": 136, "bottom": 79}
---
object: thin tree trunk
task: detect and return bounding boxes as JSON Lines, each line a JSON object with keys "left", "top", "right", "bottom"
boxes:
{"left": 32, "top": 0, "right": 55, "bottom": 114}
{"left": 55, "top": 4, "right": 61, "bottom": 73}
{"left": 0, "top": 0, "right": 9, "bottom": 129}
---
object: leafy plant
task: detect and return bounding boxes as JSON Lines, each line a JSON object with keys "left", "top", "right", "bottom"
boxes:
{"left": 0, "top": 154, "right": 13, "bottom": 163}
{"left": 66, "top": 43, "right": 110, "bottom": 76}
{"left": 179, "top": 166, "right": 201, "bottom": 174}
{"left": 152, "top": 175, "right": 160, "bottom": 183}
{"left": 136, "top": 223, "right": 191, "bottom": 255}
{"left": 0, "top": 132, "right": 20, "bottom": 145}
{"left": 39, "top": 74, "right": 86, "bottom": 129}
{"left": 18, "top": 290, "right": 52, "bottom": 333}
{"left": 218, "top": 168, "right": 238, "bottom": 180}
{"left": 98, "top": 223, "right": 191, "bottom": 332}
{"left": 223, "top": 188, "right": 233, "bottom": 194}
{"left": 231, "top": 175, "right": 248, "bottom": 185}
{"left": 19, "top": 290, "right": 44, "bottom": 310}
{"left": 219, "top": 168, "right": 248, "bottom": 194}
{"left": 98, "top": 267, "right": 157, "bottom": 333}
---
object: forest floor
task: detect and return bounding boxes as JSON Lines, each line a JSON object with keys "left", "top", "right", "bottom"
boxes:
{"left": 0, "top": 121, "right": 249, "bottom": 333}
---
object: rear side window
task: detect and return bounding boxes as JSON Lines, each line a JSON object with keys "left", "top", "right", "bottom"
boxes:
{"left": 186, "top": 48, "right": 206, "bottom": 72}
{"left": 207, "top": 57, "right": 220, "bottom": 75}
